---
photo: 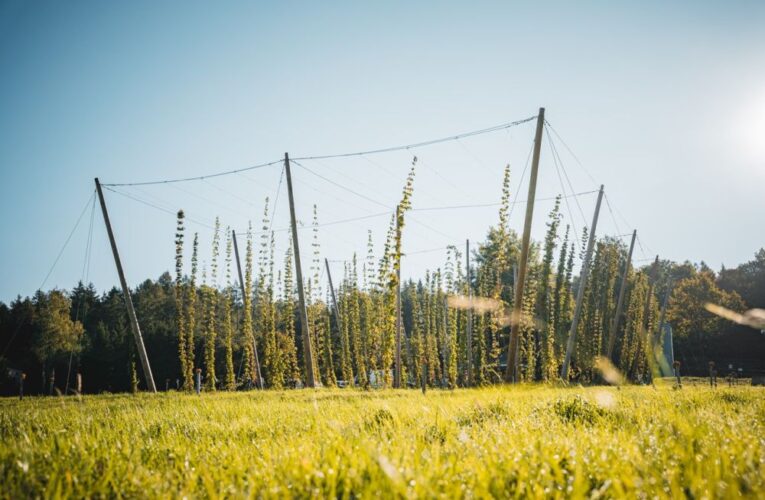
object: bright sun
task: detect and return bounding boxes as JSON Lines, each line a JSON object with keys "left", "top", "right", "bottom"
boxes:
{"left": 738, "top": 88, "right": 765, "bottom": 165}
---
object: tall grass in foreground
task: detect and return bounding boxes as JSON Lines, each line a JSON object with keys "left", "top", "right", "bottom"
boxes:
{"left": 1, "top": 385, "right": 763, "bottom": 498}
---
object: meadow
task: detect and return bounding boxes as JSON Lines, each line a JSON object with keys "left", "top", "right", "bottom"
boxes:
{"left": 1, "top": 384, "right": 764, "bottom": 498}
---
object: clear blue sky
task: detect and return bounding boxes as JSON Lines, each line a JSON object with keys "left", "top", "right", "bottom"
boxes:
{"left": 1, "top": 1, "right": 764, "bottom": 303}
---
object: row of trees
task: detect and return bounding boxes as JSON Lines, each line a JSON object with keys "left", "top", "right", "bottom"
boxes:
{"left": 2, "top": 163, "right": 764, "bottom": 394}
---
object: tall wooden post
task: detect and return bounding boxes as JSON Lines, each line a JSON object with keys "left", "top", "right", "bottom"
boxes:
{"left": 232, "top": 230, "right": 263, "bottom": 389}
{"left": 505, "top": 107, "right": 545, "bottom": 383}
{"left": 561, "top": 184, "right": 605, "bottom": 380}
{"left": 465, "top": 239, "right": 473, "bottom": 386}
{"left": 606, "top": 229, "right": 637, "bottom": 360}
{"left": 284, "top": 153, "right": 318, "bottom": 387}
{"left": 394, "top": 207, "right": 403, "bottom": 388}
{"left": 325, "top": 258, "right": 342, "bottom": 335}
{"left": 94, "top": 178, "right": 157, "bottom": 393}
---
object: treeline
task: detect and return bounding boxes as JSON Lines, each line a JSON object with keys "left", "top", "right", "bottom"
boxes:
{"left": 2, "top": 165, "right": 764, "bottom": 394}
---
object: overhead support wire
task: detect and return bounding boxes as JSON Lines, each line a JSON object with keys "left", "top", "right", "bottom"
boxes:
{"left": 290, "top": 116, "right": 536, "bottom": 161}
{"left": 293, "top": 159, "right": 460, "bottom": 243}
{"left": 3, "top": 191, "right": 97, "bottom": 358}
{"left": 411, "top": 190, "right": 598, "bottom": 212}
{"left": 545, "top": 119, "right": 658, "bottom": 259}
{"left": 268, "top": 165, "right": 285, "bottom": 234}
{"left": 292, "top": 160, "right": 390, "bottom": 210}
{"left": 235, "top": 211, "right": 393, "bottom": 237}
{"left": 540, "top": 125, "right": 578, "bottom": 239}
{"left": 544, "top": 120, "right": 599, "bottom": 187}
{"left": 100, "top": 115, "right": 536, "bottom": 186}
{"left": 39, "top": 191, "right": 97, "bottom": 291}
{"left": 103, "top": 186, "right": 216, "bottom": 229}
{"left": 545, "top": 124, "right": 588, "bottom": 226}
{"left": 506, "top": 138, "right": 535, "bottom": 223}
{"left": 102, "top": 159, "right": 284, "bottom": 187}
{"left": 603, "top": 193, "right": 624, "bottom": 238}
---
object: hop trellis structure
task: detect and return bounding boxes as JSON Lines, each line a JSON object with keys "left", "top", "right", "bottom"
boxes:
{"left": 89, "top": 110, "right": 668, "bottom": 391}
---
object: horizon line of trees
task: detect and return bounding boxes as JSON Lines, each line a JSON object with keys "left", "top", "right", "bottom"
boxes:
{"left": 2, "top": 163, "right": 764, "bottom": 395}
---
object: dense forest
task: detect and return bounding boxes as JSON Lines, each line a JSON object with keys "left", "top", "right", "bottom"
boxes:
{"left": 2, "top": 166, "right": 764, "bottom": 395}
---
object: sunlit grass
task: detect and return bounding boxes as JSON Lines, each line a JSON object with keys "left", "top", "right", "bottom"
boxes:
{"left": 1, "top": 384, "right": 763, "bottom": 498}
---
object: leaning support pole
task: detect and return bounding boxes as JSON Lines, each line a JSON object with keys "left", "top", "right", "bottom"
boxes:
{"left": 284, "top": 153, "right": 318, "bottom": 388}
{"left": 325, "top": 258, "right": 343, "bottom": 337}
{"left": 465, "top": 239, "right": 473, "bottom": 386}
{"left": 232, "top": 230, "right": 263, "bottom": 389}
{"left": 94, "top": 178, "right": 157, "bottom": 393}
{"left": 561, "top": 184, "right": 605, "bottom": 381}
{"left": 606, "top": 229, "right": 637, "bottom": 360}
{"left": 505, "top": 107, "right": 545, "bottom": 383}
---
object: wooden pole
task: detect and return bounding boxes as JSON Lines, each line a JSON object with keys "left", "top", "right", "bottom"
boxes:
{"left": 561, "top": 184, "right": 605, "bottom": 381}
{"left": 606, "top": 229, "right": 637, "bottom": 360}
{"left": 394, "top": 206, "right": 403, "bottom": 388}
{"left": 325, "top": 258, "right": 343, "bottom": 336}
{"left": 232, "top": 230, "right": 263, "bottom": 389}
{"left": 284, "top": 153, "right": 318, "bottom": 387}
{"left": 505, "top": 107, "right": 545, "bottom": 383}
{"left": 94, "top": 178, "right": 157, "bottom": 392}
{"left": 465, "top": 239, "right": 473, "bottom": 386}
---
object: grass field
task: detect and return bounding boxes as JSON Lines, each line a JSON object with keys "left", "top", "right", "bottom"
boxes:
{"left": 1, "top": 384, "right": 764, "bottom": 498}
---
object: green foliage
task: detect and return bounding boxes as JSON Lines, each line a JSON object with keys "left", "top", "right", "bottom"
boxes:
{"left": 551, "top": 395, "right": 607, "bottom": 425}
{"left": 718, "top": 248, "right": 765, "bottom": 308}
{"left": 668, "top": 269, "right": 746, "bottom": 339}
{"left": 31, "top": 290, "right": 84, "bottom": 366}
